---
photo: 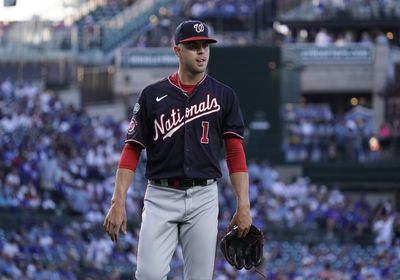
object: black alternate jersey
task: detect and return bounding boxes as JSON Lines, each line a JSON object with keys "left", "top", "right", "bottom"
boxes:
{"left": 125, "top": 74, "right": 245, "bottom": 180}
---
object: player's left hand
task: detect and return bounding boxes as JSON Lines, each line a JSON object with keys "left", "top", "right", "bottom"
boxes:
{"left": 228, "top": 205, "right": 252, "bottom": 238}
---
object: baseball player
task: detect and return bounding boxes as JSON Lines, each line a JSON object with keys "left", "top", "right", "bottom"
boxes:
{"left": 103, "top": 20, "right": 252, "bottom": 280}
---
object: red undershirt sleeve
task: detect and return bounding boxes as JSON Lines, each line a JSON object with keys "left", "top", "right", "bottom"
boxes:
{"left": 118, "top": 143, "right": 142, "bottom": 171}
{"left": 225, "top": 137, "right": 248, "bottom": 174}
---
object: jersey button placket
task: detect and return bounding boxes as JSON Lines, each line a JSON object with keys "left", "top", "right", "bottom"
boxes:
{"left": 183, "top": 100, "right": 191, "bottom": 175}
{"left": 184, "top": 129, "right": 190, "bottom": 173}
{"left": 185, "top": 128, "right": 190, "bottom": 153}
{"left": 183, "top": 94, "right": 191, "bottom": 214}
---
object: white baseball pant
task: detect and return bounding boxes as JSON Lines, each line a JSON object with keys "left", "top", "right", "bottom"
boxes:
{"left": 135, "top": 182, "right": 219, "bottom": 280}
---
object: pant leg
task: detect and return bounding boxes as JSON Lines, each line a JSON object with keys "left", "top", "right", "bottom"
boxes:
{"left": 135, "top": 185, "right": 184, "bottom": 280}
{"left": 179, "top": 183, "right": 219, "bottom": 280}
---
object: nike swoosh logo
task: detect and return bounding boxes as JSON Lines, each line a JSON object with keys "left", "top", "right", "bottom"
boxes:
{"left": 156, "top": 95, "right": 168, "bottom": 102}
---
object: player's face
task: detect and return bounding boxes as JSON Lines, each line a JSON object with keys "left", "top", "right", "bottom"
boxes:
{"left": 176, "top": 41, "right": 210, "bottom": 75}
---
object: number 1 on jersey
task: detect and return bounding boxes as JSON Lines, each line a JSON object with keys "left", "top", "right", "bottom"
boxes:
{"left": 201, "top": 121, "right": 209, "bottom": 144}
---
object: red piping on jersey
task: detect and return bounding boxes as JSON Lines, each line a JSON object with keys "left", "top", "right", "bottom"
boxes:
{"left": 118, "top": 143, "right": 142, "bottom": 171}
{"left": 225, "top": 138, "right": 248, "bottom": 174}
{"left": 125, "top": 139, "right": 145, "bottom": 148}
{"left": 223, "top": 131, "right": 244, "bottom": 140}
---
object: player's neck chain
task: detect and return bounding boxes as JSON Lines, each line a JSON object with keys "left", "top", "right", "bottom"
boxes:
{"left": 176, "top": 74, "right": 188, "bottom": 94}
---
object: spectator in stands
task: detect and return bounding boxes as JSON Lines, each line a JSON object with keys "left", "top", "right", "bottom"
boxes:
{"left": 360, "top": 31, "right": 374, "bottom": 45}
{"left": 373, "top": 206, "right": 396, "bottom": 248}
{"left": 315, "top": 28, "right": 333, "bottom": 47}
{"left": 376, "top": 30, "right": 389, "bottom": 44}
{"left": 390, "top": 119, "right": 400, "bottom": 152}
{"left": 393, "top": 216, "right": 400, "bottom": 245}
{"left": 361, "top": 258, "right": 383, "bottom": 280}
{"left": 190, "top": 0, "right": 207, "bottom": 18}
{"left": 319, "top": 262, "right": 338, "bottom": 280}
{"left": 301, "top": 256, "right": 318, "bottom": 278}
{"left": 378, "top": 120, "right": 392, "bottom": 154}
{"left": 335, "top": 31, "right": 354, "bottom": 47}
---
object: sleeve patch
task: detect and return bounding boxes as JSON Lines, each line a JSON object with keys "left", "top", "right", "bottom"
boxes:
{"left": 127, "top": 117, "right": 138, "bottom": 134}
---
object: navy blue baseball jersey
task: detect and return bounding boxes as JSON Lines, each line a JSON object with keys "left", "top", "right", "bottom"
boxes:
{"left": 125, "top": 74, "right": 245, "bottom": 180}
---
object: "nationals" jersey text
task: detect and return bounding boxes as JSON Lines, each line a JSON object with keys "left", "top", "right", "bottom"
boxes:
{"left": 154, "top": 94, "right": 220, "bottom": 140}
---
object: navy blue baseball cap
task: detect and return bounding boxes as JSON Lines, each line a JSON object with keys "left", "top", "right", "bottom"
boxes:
{"left": 174, "top": 20, "right": 218, "bottom": 45}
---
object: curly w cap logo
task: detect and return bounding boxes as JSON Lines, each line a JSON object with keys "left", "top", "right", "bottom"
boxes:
{"left": 193, "top": 23, "right": 204, "bottom": 33}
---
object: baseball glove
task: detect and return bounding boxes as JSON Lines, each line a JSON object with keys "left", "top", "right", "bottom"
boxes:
{"left": 220, "top": 224, "right": 264, "bottom": 270}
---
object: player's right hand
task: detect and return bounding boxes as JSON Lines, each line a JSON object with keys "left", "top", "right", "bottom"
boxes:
{"left": 103, "top": 202, "right": 127, "bottom": 242}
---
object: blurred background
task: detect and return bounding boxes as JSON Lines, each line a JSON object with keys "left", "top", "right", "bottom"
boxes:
{"left": 1, "top": 0, "right": 400, "bottom": 279}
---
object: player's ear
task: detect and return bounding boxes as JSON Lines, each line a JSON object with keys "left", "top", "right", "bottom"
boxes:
{"left": 173, "top": 45, "right": 181, "bottom": 57}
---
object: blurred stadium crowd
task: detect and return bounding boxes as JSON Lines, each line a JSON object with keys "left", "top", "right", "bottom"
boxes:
{"left": 282, "top": 103, "right": 400, "bottom": 163}
{"left": 129, "top": 0, "right": 400, "bottom": 48}
{"left": 126, "top": 3, "right": 398, "bottom": 49}
{"left": 1, "top": 80, "right": 400, "bottom": 279}
{"left": 292, "top": 0, "right": 400, "bottom": 20}
{"left": 2, "top": 0, "right": 400, "bottom": 52}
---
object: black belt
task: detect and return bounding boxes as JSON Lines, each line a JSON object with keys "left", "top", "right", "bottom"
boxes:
{"left": 149, "top": 178, "right": 216, "bottom": 190}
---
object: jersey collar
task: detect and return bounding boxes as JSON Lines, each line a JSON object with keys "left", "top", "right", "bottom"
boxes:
{"left": 168, "top": 72, "right": 207, "bottom": 96}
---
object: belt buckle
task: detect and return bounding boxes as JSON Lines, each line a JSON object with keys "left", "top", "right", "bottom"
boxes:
{"left": 178, "top": 179, "right": 191, "bottom": 189}
{"left": 183, "top": 179, "right": 192, "bottom": 188}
